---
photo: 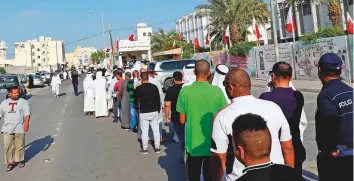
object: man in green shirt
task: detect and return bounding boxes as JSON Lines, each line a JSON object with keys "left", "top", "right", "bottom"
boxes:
{"left": 177, "top": 59, "right": 227, "bottom": 181}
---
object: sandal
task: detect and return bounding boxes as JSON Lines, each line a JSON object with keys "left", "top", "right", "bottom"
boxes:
{"left": 18, "top": 163, "right": 25, "bottom": 168}
{"left": 6, "top": 164, "right": 14, "bottom": 172}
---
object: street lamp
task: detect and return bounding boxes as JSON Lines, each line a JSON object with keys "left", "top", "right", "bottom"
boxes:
{"left": 89, "top": 11, "right": 106, "bottom": 49}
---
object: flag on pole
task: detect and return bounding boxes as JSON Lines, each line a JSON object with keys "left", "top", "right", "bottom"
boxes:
{"left": 116, "top": 38, "right": 119, "bottom": 51}
{"left": 128, "top": 33, "right": 135, "bottom": 41}
{"left": 194, "top": 38, "right": 200, "bottom": 49}
{"left": 179, "top": 32, "right": 183, "bottom": 41}
{"left": 253, "top": 18, "right": 262, "bottom": 40}
{"left": 172, "top": 40, "right": 176, "bottom": 48}
{"left": 347, "top": 12, "right": 354, "bottom": 34}
{"left": 224, "top": 25, "right": 230, "bottom": 44}
{"left": 205, "top": 32, "right": 210, "bottom": 45}
{"left": 285, "top": 6, "right": 296, "bottom": 33}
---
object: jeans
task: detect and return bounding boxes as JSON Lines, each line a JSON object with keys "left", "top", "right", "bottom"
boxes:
{"left": 116, "top": 101, "right": 121, "bottom": 120}
{"left": 186, "top": 153, "right": 211, "bottom": 181}
{"left": 113, "top": 100, "right": 118, "bottom": 120}
{"left": 140, "top": 111, "right": 160, "bottom": 150}
{"left": 173, "top": 123, "right": 185, "bottom": 150}
{"left": 129, "top": 103, "right": 137, "bottom": 129}
{"left": 73, "top": 83, "right": 78, "bottom": 96}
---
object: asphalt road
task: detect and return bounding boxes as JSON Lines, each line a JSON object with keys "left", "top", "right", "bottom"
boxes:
{"left": 0, "top": 81, "right": 320, "bottom": 181}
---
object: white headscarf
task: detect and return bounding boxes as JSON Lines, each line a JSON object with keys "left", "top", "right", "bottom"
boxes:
{"left": 182, "top": 63, "right": 196, "bottom": 87}
{"left": 212, "top": 64, "right": 231, "bottom": 104}
{"left": 83, "top": 73, "right": 94, "bottom": 93}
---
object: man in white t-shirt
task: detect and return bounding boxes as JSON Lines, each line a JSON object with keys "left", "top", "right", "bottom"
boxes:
{"left": 210, "top": 69, "right": 295, "bottom": 181}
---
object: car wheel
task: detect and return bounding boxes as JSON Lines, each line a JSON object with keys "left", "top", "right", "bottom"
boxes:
{"left": 163, "top": 78, "right": 174, "bottom": 91}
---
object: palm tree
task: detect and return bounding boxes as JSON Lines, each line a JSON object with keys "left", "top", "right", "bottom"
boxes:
{"left": 197, "top": 0, "right": 270, "bottom": 44}
{"left": 151, "top": 29, "right": 179, "bottom": 53}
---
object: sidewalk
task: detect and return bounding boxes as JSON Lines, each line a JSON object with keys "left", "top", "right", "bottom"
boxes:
{"left": 251, "top": 78, "right": 353, "bottom": 93}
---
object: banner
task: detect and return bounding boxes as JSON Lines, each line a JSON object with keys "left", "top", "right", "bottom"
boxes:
{"left": 192, "top": 52, "right": 210, "bottom": 62}
{"left": 209, "top": 50, "right": 229, "bottom": 66}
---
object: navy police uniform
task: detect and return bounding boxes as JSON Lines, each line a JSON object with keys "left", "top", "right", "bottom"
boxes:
{"left": 315, "top": 53, "right": 353, "bottom": 181}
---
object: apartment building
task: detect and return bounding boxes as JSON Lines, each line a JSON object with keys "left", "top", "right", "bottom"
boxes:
{"left": 66, "top": 46, "right": 97, "bottom": 68}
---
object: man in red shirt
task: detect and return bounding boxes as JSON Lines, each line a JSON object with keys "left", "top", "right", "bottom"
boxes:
{"left": 114, "top": 72, "right": 124, "bottom": 123}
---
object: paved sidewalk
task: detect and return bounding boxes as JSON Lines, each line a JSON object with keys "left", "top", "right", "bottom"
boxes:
{"left": 251, "top": 78, "right": 353, "bottom": 93}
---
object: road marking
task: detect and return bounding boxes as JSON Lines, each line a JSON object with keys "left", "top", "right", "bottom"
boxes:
{"left": 56, "top": 128, "right": 60, "bottom": 131}
{"left": 53, "top": 134, "right": 59, "bottom": 137}
{"left": 57, "top": 123, "right": 62, "bottom": 125}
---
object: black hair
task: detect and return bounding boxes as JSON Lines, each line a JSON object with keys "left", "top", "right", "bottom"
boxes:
{"left": 125, "top": 72, "right": 132, "bottom": 77}
{"left": 7, "top": 86, "right": 19, "bottom": 93}
{"left": 141, "top": 72, "right": 149, "bottom": 81}
{"left": 173, "top": 71, "right": 183, "bottom": 81}
{"left": 232, "top": 114, "right": 269, "bottom": 135}
{"left": 116, "top": 72, "right": 123, "bottom": 77}
{"left": 272, "top": 61, "right": 292, "bottom": 78}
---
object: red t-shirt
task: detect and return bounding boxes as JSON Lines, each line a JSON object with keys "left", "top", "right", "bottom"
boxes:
{"left": 114, "top": 79, "right": 123, "bottom": 93}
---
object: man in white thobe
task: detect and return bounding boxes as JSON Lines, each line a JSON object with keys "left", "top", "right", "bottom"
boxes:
{"left": 51, "top": 73, "right": 61, "bottom": 97}
{"left": 63, "top": 71, "right": 67, "bottom": 80}
{"left": 93, "top": 71, "right": 108, "bottom": 118}
{"left": 83, "top": 73, "right": 95, "bottom": 115}
{"left": 182, "top": 63, "right": 196, "bottom": 88}
{"left": 211, "top": 64, "right": 231, "bottom": 104}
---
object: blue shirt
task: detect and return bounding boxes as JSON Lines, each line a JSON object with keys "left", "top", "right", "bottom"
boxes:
{"left": 260, "top": 87, "right": 296, "bottom": 119}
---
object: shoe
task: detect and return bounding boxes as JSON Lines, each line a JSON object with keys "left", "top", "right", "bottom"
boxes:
{"left": 140, "top": 149, "right": 148, "bottom": 155}
{"left": 155, "top": 147, "right": 161, "bottom": 154}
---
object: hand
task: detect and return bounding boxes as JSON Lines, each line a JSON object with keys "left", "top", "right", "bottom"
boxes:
{"left": 332, "top": 150, "right": 340, "bottom": 157}
{"left": 166, "top": 117, "right": 171, "bottom": 123}
{"left": 24, "top": 123, "right": 29, "bottom": 132}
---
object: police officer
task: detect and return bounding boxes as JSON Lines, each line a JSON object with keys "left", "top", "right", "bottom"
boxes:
{"left": 315, "top": 53, "right": 353, "bottom": 181}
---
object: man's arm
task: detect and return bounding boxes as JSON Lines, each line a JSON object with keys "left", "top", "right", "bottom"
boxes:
{"left": 280, "top": 140, "right": 295, "bottom": 168}
{"left": 179, "top": 113, "right": 186, "bottom": 125}
{"left": 23, "top": 100, "right": 31, "bottom": 132}
{"left": 164, "top": 101, "right": 171, "bottom": 122}
{"left": 154, "top": 86, "right": 161, "bottom": 112}
{"left": 24, "top": 115, "right": 30, "bottom": 132}
{"left": 211, "top": 152, "right": 227, "bottom": 181}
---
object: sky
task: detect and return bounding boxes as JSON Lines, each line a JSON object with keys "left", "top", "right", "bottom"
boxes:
{"left": 0, "top": 0, "right": 206, "bottom": 57}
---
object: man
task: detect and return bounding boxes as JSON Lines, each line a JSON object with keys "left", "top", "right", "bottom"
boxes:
{"left": 232, "top": 114, "right": 302, "bottom": 181}
{"left": 83, "top": 72, "right": 95, "bottom": 116}
{"left": 93, "top": 71, "right": 108, "bottom": 118}
{"left": 119, "top": 72, "right": 131, "bottom": 130}
{"left": 259, "top": 62, "right": 306, "bottom": 175}
{"left": 135, "top": 72, "right": 161, "bottom": 155}
{"left": 182, "top": 63, "right": 196, "bottom": 88}
{"left": 212, "top": 64, "right": 231, "bottom": 104}
{"left": 51, "top": 72, "right": 61, "bottom": 98}
{"left": 110, "top": 70, "right": 118, "bottom": 121}
{"left": 132, "top": 70, "right": 140, "bottom": 89}
{"left": 127, "top": 73, "right": 137, "bottom": 131}
{"left": 176, "top": 59, "right": 228, "bottom": 181}
{"left": 71, "top": 70, "right": 79, "bottom": 96}
{"left": 211, "top": 69, "right": 294, "bottom": 181}
{"left": 315, "top": 53, "right": 353, "bottom": 181}
{"left": 1, "top": 86, "right": 30, "bottom": 171}
{"left": 164, "top": 71, "right": 184, "bottom": 151}
{"left": 114, "top": 72, "right": 124, "bottom": 122}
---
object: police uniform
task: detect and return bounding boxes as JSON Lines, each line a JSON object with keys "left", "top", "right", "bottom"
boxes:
{"left": 315, "top": 53, "right": 353, "bottom": 181}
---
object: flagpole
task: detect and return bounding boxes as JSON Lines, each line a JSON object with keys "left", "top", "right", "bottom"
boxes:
{"left": 228, "top": 25, "right": 232, "bottom": 47}
{"left": 291, "top": 6, "right": 296, "bottom": 43}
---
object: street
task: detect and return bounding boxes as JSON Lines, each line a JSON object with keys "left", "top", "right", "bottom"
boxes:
{"left": 0, "top": 80, "right": 319, "bottom": 181}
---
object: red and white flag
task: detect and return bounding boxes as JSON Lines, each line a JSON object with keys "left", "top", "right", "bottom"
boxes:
{"left": 128, "top": 33, "right": 135, "bottom": 41}
{"left": 253, "top": 18, "right": 262, "bottom": 40}
{"left": 116, "top": 37, "right": 119, "bottom": 51}
{"left": 347, "top": 12, "right": 354, "bottom": 34}
{"left": 172, "top": 40, "right": 176, "bottom": 48}
{"left": 205, "top": 32, "right": 210, "bottom": 45}
{"left": 179, "top": 32, "right": 183, "bottom": 41}
{"left": 285, "top": 6, "right": 296, "bottom": 33}
{"left": 194, "top": 38, "right": 200, "bottom": 49}
{"left": 224, "top": 25, "right": 230, "bottom": 44}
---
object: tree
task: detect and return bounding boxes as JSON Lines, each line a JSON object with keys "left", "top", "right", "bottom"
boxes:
{"left": 90, "top": 50, "right": 107, "bottom": 64}
{"left": 0, "top": 67, "right": 6, "bottom": 74}
{"left": 151, "top": 29, "right": 180, "bottom": 53}
{"left": 197, "top": 0, "right": 270, "bottom": 44}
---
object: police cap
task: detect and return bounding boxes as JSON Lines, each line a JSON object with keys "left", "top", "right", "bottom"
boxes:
{"left": 318, "top": 53, "right": 343, "bottom": 71}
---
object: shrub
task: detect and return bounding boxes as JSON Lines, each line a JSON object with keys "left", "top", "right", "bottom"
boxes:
{"left": 229, "top": 42, "right": 255, "bottom": 57}
{"left": 300, "top": 27, "right": 345, "bottom": 43}
{"left": 0, "top": 67, "right": 6, "bottom": 74}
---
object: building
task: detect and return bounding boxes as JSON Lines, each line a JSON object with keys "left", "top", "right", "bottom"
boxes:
{"left": 276, "top": 0, "right": 353, "bottom": 41}
{"left": 13, "top": 36, "right": 65, "bottom": 70}
{"left": 176, "top": 10, "right": 272, "bottom": 47}
{"left": 116, "top": 23, "right": 152, "bottom": 66}
{"left": 0, "top": 41, "right": 7, "bottom": 65}
{"left": 65, "top": 46, "right": 97, "bottom": 68}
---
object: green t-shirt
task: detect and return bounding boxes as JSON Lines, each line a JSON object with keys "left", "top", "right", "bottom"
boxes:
{"left": 176, "top": 81, "right": 228, "bottom": 156}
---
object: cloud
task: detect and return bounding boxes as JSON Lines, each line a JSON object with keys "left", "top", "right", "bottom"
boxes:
{"left": 15, "top": 9, "right": 48, "bottom": 20}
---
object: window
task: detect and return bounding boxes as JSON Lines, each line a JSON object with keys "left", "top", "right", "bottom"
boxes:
{"left": 302, "top": 3, "right": 312, "bottom": 16}
{"left": 131, "top": 56, "right": 136, "bottom": 61}
{"left": 148, "top": 32, "right": 152, "bottom": 36}
{"left": 42, "top": 51, "right": 45, "bottom": 54}
{"left": 37, "top": 56, "right": 40, "bottom": 59}
{"left": 349, "top": 0, "right": 353, "bottom": 5}
{"left": 176, "top": 60, "right": 196, "bottom": 69}
{"left": 42, "top": 58, "right": 45, "bottom": 62}
{"left": 160, "top": 61, "right": 177, "bottom": 70}
{"left": 31, "top": 45, "right": 35, "bottom": 49}
{"left": 32, "top": 59, "right": 36, "bottom": 63}
{"left": 143, "top": 32, "right": 147, "bottom": 36}
{"left": 42, "top": 44, "right": 45, "bottom": 47}
{"left": 37, "top": 48, "right": 40, "bottom": 52}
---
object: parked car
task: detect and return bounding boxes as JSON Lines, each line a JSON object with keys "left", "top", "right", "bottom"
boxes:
{"left": 33, "top": 75, "right": 45, "bottom": 87}
{"left": 0, "top": 75, "right": 27, "bottom": 102}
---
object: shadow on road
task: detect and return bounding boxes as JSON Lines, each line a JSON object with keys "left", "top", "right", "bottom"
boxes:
{"left": 58, "top": 93, "right": 67, "bottom": 97}
{"left": 24, "top": 135, "right": 54, "bottom": 163}
{"left": 77, "top": 91, "right": 83, "bottom": 96}
{"left": 158, "top": 138, "right": 187, "bottom": 181}
{"left": 25, "top": 94, "right": 34, "bottom": 100}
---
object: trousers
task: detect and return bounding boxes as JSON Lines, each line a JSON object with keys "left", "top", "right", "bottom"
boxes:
{"left": 73, "top": 83, "right": 78, "bottom": 96}
{"left": 186, "top": 153, "right": 211, "bottom": 181}
{"left": 140, "top": 111, "right": 160, "bottom": 150}
{"left": 129, "top": 103, "right": 137, "bottom": 129}
{"left": 3, "top": 133, "right": 25, "bottom": 164}
{"left": 317, "top": 152, "right": 353, "bottom": 181}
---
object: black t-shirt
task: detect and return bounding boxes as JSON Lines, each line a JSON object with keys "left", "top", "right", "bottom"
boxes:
{"left": 236, "top": 162, "right": 303, "bottom": 181}
{"left": 72, "top": 73, "right": 79, "bottom": 84}
{"left": 135, "top": 83, "right": 161, "bottom": 113}
{"left": 164, "top": 83, "right": 183, "bottom": 124}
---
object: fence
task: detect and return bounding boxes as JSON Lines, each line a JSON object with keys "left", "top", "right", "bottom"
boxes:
{"left": 192, "top": 35, "right": 353, "bottom": 82}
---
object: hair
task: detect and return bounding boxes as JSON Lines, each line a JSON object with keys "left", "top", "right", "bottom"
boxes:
{"left": 141, "top": 72, "right": 149, "bottom": 81}
{"left": 195, "top": 59, "right": 210, "bottom": 77}
{"left": 116, "top": 72, "right": 123, "bottom": 77}
{"left": 113, "top": 65, "right": 118, "bottom": 70}
{"left": 173, "top": 71, "right": 183, "bottom": 81}
{"left": 272, "top": 61, "right": 292, "bottom": 78}
{"left": 125, "top": 72, "right": 131, "bottom": 78}
{"left": 7, "top": 86, "right": 19, "bottom": 93}
{"left": 232, "top": 114, "right": 271, "bottom": 160}
{"left": 117, "top": 68, "right": 124, "bottom": 73}
{"left": 133, "top": 70, "right": 139, "bottom": 77}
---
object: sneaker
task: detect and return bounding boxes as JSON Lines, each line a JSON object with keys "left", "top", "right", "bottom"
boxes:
{"left": 155, "top": 147, "right": 161, "bottom": 154}
{"left": 140, "top": 149, "right": 148, "bottom": 155}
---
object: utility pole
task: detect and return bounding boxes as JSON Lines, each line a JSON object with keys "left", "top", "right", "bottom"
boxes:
{"left": 108, "top": 24, "right": 115, "bottom": 65}
{"left": 271, "top": 0, "right": 280, "bottom": 62}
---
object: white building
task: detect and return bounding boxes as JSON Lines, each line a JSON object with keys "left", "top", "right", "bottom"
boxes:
{"left": 276, "top": 0, "right": 353, "bottom": 41}
{"left": 0, "top": 41, "right": 7, "bottom": 65}
{"left": 13, "top": 36, "right": 65, "bottom": 70}
{"left": 66, "top": 46, "right": 97, "bottom": 68}
{"left": 176, "top": 10, "right": 272, "bottom": 46}
{"left": 117, "top": 23, "right": 152, "bottom": 66}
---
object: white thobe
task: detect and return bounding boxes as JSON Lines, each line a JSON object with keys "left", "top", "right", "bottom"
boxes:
{"left": 107, "top": 75, "right": 114, "bottom": 110}
{"left": 83, "top": 75, "right": 95, "bottom": 112}
{"left": 51, "top": 75, "right": 61, "bottom": 95}
{"left": 93, "top": 72, "right": 108, "bottom": 117}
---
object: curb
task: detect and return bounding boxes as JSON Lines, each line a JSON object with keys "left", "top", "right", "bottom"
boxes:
{"left": 251, "top": 83, "right": 320, "bottom": 93}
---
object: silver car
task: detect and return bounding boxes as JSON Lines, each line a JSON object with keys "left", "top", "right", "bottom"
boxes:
{"left": 148, "top": 59, "right": 197, "bottom": 90}
{"left": 33, "top": 75, "right": 45, "bottom": 87}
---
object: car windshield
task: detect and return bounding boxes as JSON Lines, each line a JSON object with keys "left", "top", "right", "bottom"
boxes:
{"left": 0, "top": 76, "right": 18, "bottom": 88}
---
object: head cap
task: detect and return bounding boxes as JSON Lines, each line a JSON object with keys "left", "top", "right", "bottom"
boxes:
{"left": 318, "top": 53, "right": 342, "bottom": 70}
